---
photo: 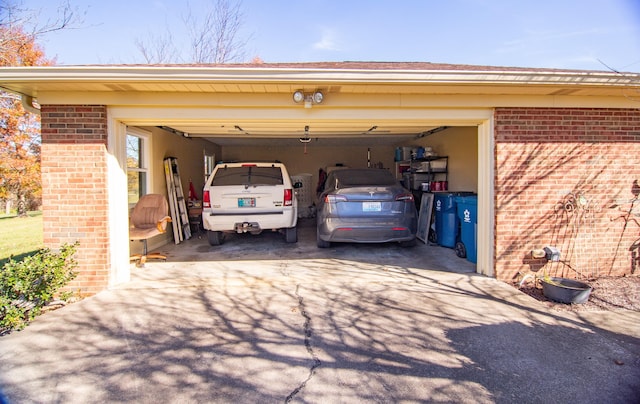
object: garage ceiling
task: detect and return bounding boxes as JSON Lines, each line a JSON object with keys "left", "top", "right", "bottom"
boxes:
{"left": 158, "top": 122, "right": 444, "bottom": 146}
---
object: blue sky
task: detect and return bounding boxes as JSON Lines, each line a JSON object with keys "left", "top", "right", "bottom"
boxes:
{"left": 25, "top": 0, "right": 640, "bottom": 72}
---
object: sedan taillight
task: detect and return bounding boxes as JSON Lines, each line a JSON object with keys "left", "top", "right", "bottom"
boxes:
{"left": 325, "top": 194, "right": 348, "bottom": 203}
{"left": 395, "top": 193, "right": 414, "bottom": 202}
{"left": 203, "top": 190, "right": 211, "bottom": 208}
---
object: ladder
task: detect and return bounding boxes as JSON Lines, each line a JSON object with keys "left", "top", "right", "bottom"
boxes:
{"left": 164, "top": 157, "right": 192, "bottom": 244}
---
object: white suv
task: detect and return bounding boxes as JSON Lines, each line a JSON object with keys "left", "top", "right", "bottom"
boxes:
{"left": 202, "top": 162, "right": 299, "bottom": 245}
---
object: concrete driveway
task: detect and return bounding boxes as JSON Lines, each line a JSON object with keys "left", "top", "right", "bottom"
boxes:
{"left": 1, "top": 222, "right": 639, "bottom": 403}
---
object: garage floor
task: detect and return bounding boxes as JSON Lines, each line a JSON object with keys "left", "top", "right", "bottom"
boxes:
{"left": 153, "top": 218, "right": 477, "bottom": 275}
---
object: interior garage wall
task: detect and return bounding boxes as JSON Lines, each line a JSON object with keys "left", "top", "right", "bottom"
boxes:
{"left": 418, "top": 127, "right": 478, "bottom": 193}
{"left": 494, "top": 107, "right": 640, "bottom": 283}
{"left": 219, "top": 127, "right": 479, "bottom": 202}
{"left": 130, "top": 127, "right": 219, "bottom": 253}
{"left": 221, "top": 143, "right": 397, "bottom": 203}
{"left": 143, "top": 127, "right": 219, "bottom": 194}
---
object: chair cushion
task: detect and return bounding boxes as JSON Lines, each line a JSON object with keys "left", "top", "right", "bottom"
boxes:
{"left": 129, "top": 194, "right": 170, "bottom": 241}
{"left": 133, "top": 207, "right": 162, "bottom": 229}
{"left": 131, "top": 194, "right": 169, "bottom": 228}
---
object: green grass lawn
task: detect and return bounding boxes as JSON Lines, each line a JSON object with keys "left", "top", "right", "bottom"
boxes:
{"left": 0, "top": 212, "right": 44, "bottom": 265}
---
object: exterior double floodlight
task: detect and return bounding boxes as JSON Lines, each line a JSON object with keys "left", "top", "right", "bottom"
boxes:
{"left": 293, "top": 90, "right": 324, "bottom": 108}
{"left": 292, "top": 90, "right": 305, "bottom": 103}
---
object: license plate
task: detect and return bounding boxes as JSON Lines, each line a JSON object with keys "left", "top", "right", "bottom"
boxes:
{"left": 238, "top": 197, "right": 256, "bottom": 207}
{"left": 362, "top": 201, "right": 381, "bottom": 212}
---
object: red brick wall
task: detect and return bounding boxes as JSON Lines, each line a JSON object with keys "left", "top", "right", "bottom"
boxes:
{"left": 37, "top": 104, "right": 640, "bottom": 292}
{"left": 40, "top": 105, "right": 110, "bottom": 295}
{"left": 494, "top": 108, "right": 640, "bottom": 282}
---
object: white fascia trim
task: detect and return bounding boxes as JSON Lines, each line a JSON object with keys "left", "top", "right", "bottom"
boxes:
{"left": 1, "top": 66, "right": 639, "bottom": 87}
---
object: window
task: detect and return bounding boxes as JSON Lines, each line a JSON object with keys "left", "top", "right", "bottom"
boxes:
{"left": 204, "top": 152, "right": 215, "bottom": 182}
{"left": 126, "top": 129, "right": 150, "bottom": 205}
{"left": 211, "top": 166, "right": 284, "bottom": 186}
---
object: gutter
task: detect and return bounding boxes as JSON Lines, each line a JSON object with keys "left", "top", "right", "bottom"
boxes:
{"left": 1, "top": 65, "right": 639, "bottom": 88}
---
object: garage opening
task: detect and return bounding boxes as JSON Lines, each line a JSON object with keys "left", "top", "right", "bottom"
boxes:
{"left": 122, "top": 120, "right": 487, "bottom": 279}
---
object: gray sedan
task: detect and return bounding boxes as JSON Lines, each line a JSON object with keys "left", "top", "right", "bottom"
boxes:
{"left": 316, "top": 168, "right": 418, "bottom": 248}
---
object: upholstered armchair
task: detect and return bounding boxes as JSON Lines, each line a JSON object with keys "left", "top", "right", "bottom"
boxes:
{"left": 129, "top": 194, "right": 172, "bottom": 267}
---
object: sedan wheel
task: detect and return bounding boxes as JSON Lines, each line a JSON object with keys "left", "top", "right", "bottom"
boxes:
{"left": 400, "top": 238, "right": 417, "bottom": 248}
{"left": 316, "top": 228, "right": 330, "bottom": 248}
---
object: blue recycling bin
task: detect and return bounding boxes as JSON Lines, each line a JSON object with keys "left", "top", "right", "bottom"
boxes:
{"left": 456, "top": 195, "right": 478, "bottom": 263}
{"left": 434, "top": 193, "right": 459, "bottom": 248}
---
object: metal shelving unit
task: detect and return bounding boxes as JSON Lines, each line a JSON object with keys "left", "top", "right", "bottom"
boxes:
{"left": 395, "top": 156, "right": 448, "bottom": 191}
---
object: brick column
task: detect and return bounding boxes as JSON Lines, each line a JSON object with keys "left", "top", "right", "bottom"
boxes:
{"left": 40, "top": 105, "right": 110, "bottom": 295}
{"left": 494, "top": 107, "right": 640, "bottom": 282}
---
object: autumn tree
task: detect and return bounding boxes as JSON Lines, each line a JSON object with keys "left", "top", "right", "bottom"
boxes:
{"left": 0, "top": 0, "right": 79, "bottom": 65}
{"left": 0, "top": 24, "right": 51, "bottom": 215}
{"left": 0, "top": 0, "right": 81, "bottom": 215}
{"left": 135, "top": 0, "right": 249, "bottom": 64}
{"left": 0, "top": 93, "right": 42, "bottom": 215}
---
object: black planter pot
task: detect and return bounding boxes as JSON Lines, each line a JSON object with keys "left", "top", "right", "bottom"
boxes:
{"left": 541, "top": 277, "right": 592, "bottom": 304}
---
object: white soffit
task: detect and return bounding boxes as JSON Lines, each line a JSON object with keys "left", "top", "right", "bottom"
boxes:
{"left": 1, "top": 65, "right": 639, "bottom": 98}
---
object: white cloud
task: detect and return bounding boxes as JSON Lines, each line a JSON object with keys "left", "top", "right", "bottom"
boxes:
{"left": 313, "top": 28, "right": 342, "bottom": 51}
{"left": 495, "top": 26, "right": 621, "bottom": 56}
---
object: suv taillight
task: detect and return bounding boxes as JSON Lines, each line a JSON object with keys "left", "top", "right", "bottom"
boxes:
{"left": 284, "top": 189, "right": 293, "bottom": 206}
{"left": 203, "top": 190, "right": 211, "bottom": 208}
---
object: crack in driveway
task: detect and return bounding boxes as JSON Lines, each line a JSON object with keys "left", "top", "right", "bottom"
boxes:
{"left": 285, "top": 284, "right": 321, "bottom": 403}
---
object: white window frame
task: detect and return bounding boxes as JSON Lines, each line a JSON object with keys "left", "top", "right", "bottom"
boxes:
{"left": 204, "top": 151, "right": 216, "bottom": 182}
{"left": 126, "top": 127, "right": 151, "bottom": 207}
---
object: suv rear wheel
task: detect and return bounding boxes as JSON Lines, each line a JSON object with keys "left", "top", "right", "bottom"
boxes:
{"left": 285, "top": 227, "right": 297, "bottom": 243}
{"left": 207, "top": 230, "right": 224, "bottom": 246}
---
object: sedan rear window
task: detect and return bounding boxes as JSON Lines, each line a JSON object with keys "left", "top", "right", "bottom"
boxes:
{"left": 334, "top": 169, "right": 396, "bottom": 188}
{"left": 212, "top": 166, "right": 284, "bottom": 186}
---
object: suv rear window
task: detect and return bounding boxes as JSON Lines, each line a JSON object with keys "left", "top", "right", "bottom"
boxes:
{"left": 211, "top": 166, "right": 284, "bottom": 186}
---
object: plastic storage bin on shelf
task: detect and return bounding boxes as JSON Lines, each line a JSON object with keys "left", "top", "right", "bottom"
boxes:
{"left": 455, "top": 195, "right": 478, "bottom": 263}
{"left": 434, "top": 193, "right": 459, "bottom": 248}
